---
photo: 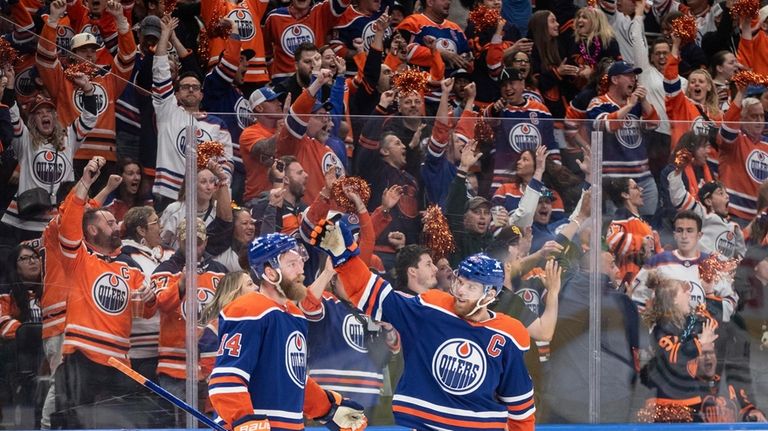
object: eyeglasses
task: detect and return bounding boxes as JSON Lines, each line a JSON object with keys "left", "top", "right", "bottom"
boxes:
{"left": 179, "top": 84, "right": 201, "bottom": 92}
{"left": 17, "top": 255, "right": 40, "bottom": 263}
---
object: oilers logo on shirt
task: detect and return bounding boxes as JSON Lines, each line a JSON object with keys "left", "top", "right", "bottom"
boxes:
{"left": 431, "top": 338, "right": 487, "bottom": 395}
{"left": 435, "top": 38, "right": 457, "bottom": 54}
{"left": 689, "top": 281, "right": 705, "bottom": 306}
{"left": 92, "top": 273, "right": 130, "bottom": 315}
{"left": 286, "top": 331, "right": 308, "bottom": 388}
{"left": 176, "top": 127, "right": 213, "bottom": 158}
{"left": 281, "top": 24, "right": 315, "bottom": 56}
{"left": 509, "top": 123, "right": 540, "bottom": 153}
{"left": 180, "top": 287, "right": 217, "bottom": 320}
{"left": 616, "top": 114, "right": 642, "bottom": 149}
{"left": 715, "top": 230, "right": 736, "bottom": 257}
{"left": 56, "top": 25, "right": 75, "bottom": 56}
{"left": 73, "top": 83, "right": 109, "bottom": 116}
{"left": 745, "top": 149, "right": 768, "bottom": 183}
{"left": 235, "top": 97, "right": 254, "bottom": 130}
{"left": 691, "top": 116, "right": 711, "bottom": 136}
{"left": 227, "top": 9, "right": 256, "bottom": 41}
{"left": 322, "top": 152, "right": 345, "bottom": 178}
{"left": 516, "top": 288, "right": 541, "bottom": 315}
{"left": 32, "top": 150, "right": 67, "bottom": 185}
{"left": 15, "top": 68, "right": 36, "bottom": 97}
{"left": 342, "top": 314, "right": 368, "bottom": 353}
{"left": 79, "top": 24, "right": 104, "bottom": 46}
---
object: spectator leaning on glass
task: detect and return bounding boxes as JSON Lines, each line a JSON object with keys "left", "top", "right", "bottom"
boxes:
{"left": 0, "top": 64, "right": 100, "bottom": 239}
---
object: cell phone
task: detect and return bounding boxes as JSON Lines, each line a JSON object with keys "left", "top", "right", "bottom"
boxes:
{"left": 275, "top": 160, "right": 285, "bottom": 172}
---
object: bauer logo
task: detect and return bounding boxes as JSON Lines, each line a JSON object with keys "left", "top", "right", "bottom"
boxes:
{"left": 616, "top": 113, "right": 642, "bottom": 149}
{"left": 32, "top": 150, "right": 67, "bottom": 186}
{"left": 281, "top": 24, "right": 315, "bottom": 56}
{"left": 342, "top": 314, "right": 368, "bottom": 353}
{"left": 227, "top": 9, "right": 255, "bottom": 41}
{"left": 508, "top": 123, "right": 540, "bottom": 153}
{"left": 285, "top": 331, "right": 307, "bottom": 388}
{"left": 431, "top": 338, "right": 486, "bottom": 395}
{"left": 745, "top": 150, "right": 768, "bottom": 183}
{"left": 92, "top": 273, "right": 130, "bottom": 315}
{"left": 715, "top": 231, "right": 736, "bottom": 257}
{"left": 176, "top": 127, "right": 213, "bottom": 158}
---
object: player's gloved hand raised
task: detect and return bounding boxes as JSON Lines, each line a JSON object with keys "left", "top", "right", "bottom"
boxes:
{"left": 304, "top": 214, "right": 359, "bottom": 267}
{"left": 232, "top": 414, "right": 270, "bottom": 431}
{"left": 316, "top": 390, "right": 367, "bottom": 431}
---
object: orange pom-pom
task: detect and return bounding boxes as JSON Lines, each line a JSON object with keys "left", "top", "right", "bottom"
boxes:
{"left": 636, "top": 403, "right": 694, "bottom": 423}
{"left": 671, "top": 14, "right": 697, "bottom": 44}
{"left": 64, "top": 61, "right": 100, "bottom": 81}
{"left": 598, "top": 74, "right": 610, "bottom": 95}
{"left": 331, "top": 176, "right": 371, "bottom": 214}
{"left": 674, "top": 148, "right": 693, "bottom": 170}
{"left": 731, "top": 70, "right": 768, "bottom": 88}
{"left": 0, "top": 39, "right": 18, "bottom": 67}
{"left": 474, "top": 118, "right": 495, "bottom": 145}
{"left": 468, "top": 6, "right": 502, "bottom": 33}
{"left": 731, "top": 0, "right": 759, "bottom": 18}
{"left": 699, "top": 253, "right": 740, "bottom": 284}
{"left": 392, "top": 68, "right": 430, "bottom": 95}
{"left": 422, "top": 205, "right": 456, "bottom": 260}
{"left": 586, "top": 0, "right": 597, "bottom": 7}
{"left": 164, "top": 0, "right": 177, "bottom": 13}
{"left": 197, "top": 140, "right": 225, "bottom": 170}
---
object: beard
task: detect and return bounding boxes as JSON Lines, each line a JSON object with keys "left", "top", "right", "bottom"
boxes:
{"left": 452, "top": 298, "right": 478, "bottom": 318}
{"left": 281, "top": 273, "right": 307, "bottom": 302}
{"left": 94, "top": 229, "right": 122, "bottom": 252}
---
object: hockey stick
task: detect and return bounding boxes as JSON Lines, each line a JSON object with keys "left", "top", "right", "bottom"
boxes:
{"left": 107, "top": 357, "right": 227, "bottom": 431}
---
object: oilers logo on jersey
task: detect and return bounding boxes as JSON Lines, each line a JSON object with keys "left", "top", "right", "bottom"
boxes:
{"left": 15, "top": 68, "right": 36, "bottom": 97}
{"left": 79, "top": 24, "right": 104, "bottom": 46}
{"left": 616, "top": 114, "right": 642, "bottom": 149}
{"left": 361, "top": 21, "right": 392, "bottom": 51}
{"left": 715, "top": 230, "right": 737, "bottom": 257}
{"left": 227, "top": 9, "right": 256, "bottom": 41}
{"left": 32, "top": 150, "right": 67, "bottom": 185}
{"left": 235, "top": 97, "right": 254, "bottom": 130}
{"left": 342, "top": 314, "right": 368, "bottom": 353}
{"left": 689, "top": 281, "right": 705, "bottom": 306}
{"left": 180, "top": 287, "right": 217, "bottom": 320}
{"left": 176, "top": 127, "right": 214, "bottom": 158}
{"left": 691, "top": 116, "right": 711, "bottom": 136}
{"left": 435, "top": 38, "right": 457, "bottom": 53}
{"left": 56, "top": 25, "right": 75, "bottom": 56}
{"left": 431, "top": 338, "right": 487, "bottom": 395}
{"left": 92, "top": 273, "right": 130, "bottom": 315}
{"left": 509, "top": 123, "right": 541, "bottom": 153}
{"left": 286, "top": 331, "right": 308, "bottom": 388}
{"left": 745, "top": 149, "right": 768, "bottom": 183}
{"left": 281, "top": 24, "right": 315, "bottom": 56}
{"left": 73, "top": 83, "right": 109, "bottom": 116}
{"left": 516, "top": 288, "right": 541, "bottom": 315}
{"left": 322, "top": 152, "right": 345, "bottom": 178}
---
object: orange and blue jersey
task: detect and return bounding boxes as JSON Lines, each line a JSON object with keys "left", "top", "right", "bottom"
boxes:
{"left": 587, "top": 94, "right": 660, "bottom": 179}
{"left": 208, "top": 291, "right": 333, "bottom": 430}
{"left": 334, "top": 256, "right": 535, "bottom": 431}
{"left": 492, "top": 182, "right": 565, "bottom": 222}
{"left": 330, "top": 5, "right": 391, "bottom": 74}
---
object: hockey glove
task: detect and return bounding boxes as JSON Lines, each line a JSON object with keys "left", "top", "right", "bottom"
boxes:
{"left": 306, "top": 215, "right": 359, "bottom": 267}
{"left": 232, "top": 414, "right": 271, "bottom": 431}
{"left": 316, "top": 390, "right": 367, "bottom": 431}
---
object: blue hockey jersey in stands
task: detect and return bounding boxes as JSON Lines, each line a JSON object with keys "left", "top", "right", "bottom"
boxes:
{"left": 335, "top": 256, "right": 535, "bottom": 431}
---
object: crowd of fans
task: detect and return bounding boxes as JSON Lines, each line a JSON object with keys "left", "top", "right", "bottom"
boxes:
{"left": 0, "top": 0, "right": 767, "bottom": 426}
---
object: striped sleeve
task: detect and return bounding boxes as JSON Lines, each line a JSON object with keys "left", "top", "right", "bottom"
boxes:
{"left": 36, "top": 23, "right": 64, "bottom": 96}
{"left": 57, "top": 189, "right": 87, "bottom": 263}
{"left": 152, "top": 55, "right": 177, "bottom": 113}
{"left": 68, "top": 100, "right": 98, "bottom": 151}
{"left": 335, "top": 256, "right": 392, "bottom": 322}
{"left": 496, "top": 322, "right": 535, "bottom": 431}
{"left": 208, "top": 313, "right": 262, "bottom": 427}
{"left": 0, "top": 293, "right": 20, "bottom": 339}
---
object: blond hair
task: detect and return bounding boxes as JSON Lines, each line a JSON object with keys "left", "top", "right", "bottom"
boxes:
{"left": 642, "top": 271, "right": 688, "bottom": 329}
{"left": 199, "top": 271, "right": 251, "bottom": 325}
{"left": 573, "top": 7, "right": 615, "bottom": 49}
{"left": 28, "top": 111, "right": 66, "bottom": 151}
{"left": 687, "top": 69, "right": 721, "bottom": 118}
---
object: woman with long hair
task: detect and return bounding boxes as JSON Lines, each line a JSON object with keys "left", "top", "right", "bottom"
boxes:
{"left": 505, "top": 49, "right": 543, "bottom": 103}
{"left": 0, "top": 245, "right": 43, "bottom": 339}
{"left": 104, "top": 158, "right": 153, "bottom": 223}
{"left": 640, "top": 271, "right": 719, "bottom": 420}
{"left": 568, "top": 7, "right": 621, "bottom": 86}
{"left": 664, "top": 34, "right": 723, "bottom": 173}
{"left": 0, "top": 66, "right": 99, "bottom": 239}
{"left": 529, "top": 10, "right": 576, "bottom": 119}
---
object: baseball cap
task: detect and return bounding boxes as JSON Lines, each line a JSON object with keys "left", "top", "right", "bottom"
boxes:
{"left": 311, "top": 100, "right": 333, "bottom": 113}
{"left": 450, "top": 68, "right": 471, "bottom": 80}
{"left": 697, "top": 181, "right": 722, "bottom": 202}
{"left": 539, "top": 186, "right": 555, "bottom": 202}
{"left": 746, "top": 84, "right": 766, "bottom": 98}
{"left": 71, "top": 32, "right": 100, "bottom": 50}
{"left": 28, "top": 95, "right": 55, "bottom": 113}
{"left": 177, "top": 217, "right": 207, "bottom": 243}
{"left": 607, "top": 61, "right": 642, "bottom": 77}
{"left": 495, "top": 225, "right": 522, "bottom": 245}
{"left": 465, "top": 196, "right": 491, "bottom": 212}
{"left": 249, "top": 87, "right": 282, "bottom": 108}
{"left": 140, "top": 15, "right": 162, "bottom": 40}
{"left": 499, "top": 67, "right": 523, "bottom": 83}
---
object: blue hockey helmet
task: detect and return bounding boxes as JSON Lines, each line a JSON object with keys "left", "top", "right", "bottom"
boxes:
{"left": 456, "top": 253, "right": 505, "bottom": 292}
{"left": 248, "top": 233, "right": 303, "bottom": 279}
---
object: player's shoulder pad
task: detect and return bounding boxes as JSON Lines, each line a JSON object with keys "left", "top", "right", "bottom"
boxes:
{"left": 484, "top": 312, "right": 531, "bottom": 351}
{"left": 220, "top": 292, "right": 291, "bottom": 321}
{"left": 419, "top": 289, "right": 457, "bottom": 314}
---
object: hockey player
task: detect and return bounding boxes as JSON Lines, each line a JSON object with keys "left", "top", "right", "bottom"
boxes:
{"left": 208, "top": 232, "right": 368, "bottom": 431}
{"left": 308, "top": 219, "right": 537, "bottom": 431}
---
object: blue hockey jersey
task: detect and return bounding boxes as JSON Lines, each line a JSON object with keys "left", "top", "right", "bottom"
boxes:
{"left": 335, "top": 256, "right": 535, "bottom": 431}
